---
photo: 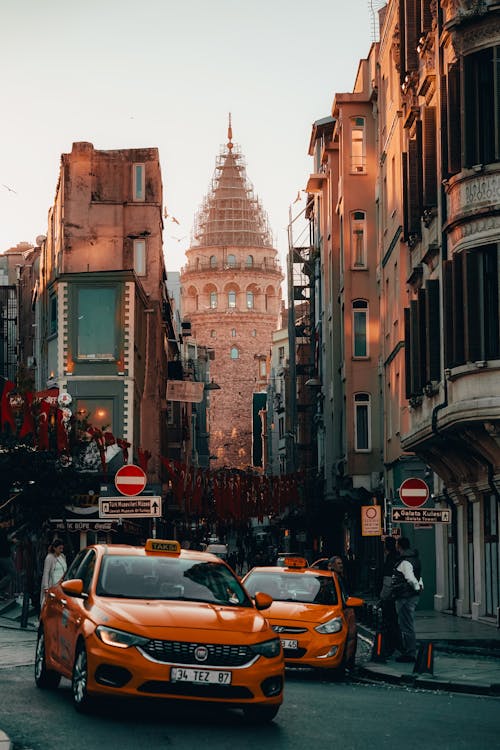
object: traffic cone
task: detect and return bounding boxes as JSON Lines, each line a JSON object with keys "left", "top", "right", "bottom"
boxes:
{"left": 413, "top": 641, "right": 434, "bottom": 674}
{"left": 370, "top": 630, "right": 386, "bottom": 662}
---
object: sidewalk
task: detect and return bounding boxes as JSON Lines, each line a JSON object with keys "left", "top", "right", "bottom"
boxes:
{"left": 358, "top": 608, "right": 500, "bottom": 696}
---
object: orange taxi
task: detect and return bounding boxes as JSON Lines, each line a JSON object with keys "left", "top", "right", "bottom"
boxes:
{"left": 242, "top": 556, "right": 363, "bottom": 676}
{"left": 35, "top": 539, "right": 284, "bottom": 722}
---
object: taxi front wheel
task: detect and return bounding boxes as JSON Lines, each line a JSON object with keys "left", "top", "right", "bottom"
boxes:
{"left": 35, "top": 630, "right": 61, "bottom": 689}
{"left": 243, "top": 704, "right": 280, "bottom": 723}
{"left": 72, "top": 642, "right": 94, "bottom": 713}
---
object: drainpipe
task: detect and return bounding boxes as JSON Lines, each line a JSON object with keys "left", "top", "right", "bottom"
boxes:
{"left": 441, "top": 486, "right": 458, "bottom": 616}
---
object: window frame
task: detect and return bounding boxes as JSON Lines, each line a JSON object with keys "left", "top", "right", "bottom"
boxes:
{"left": 75, "top": 285, "right": 119, "bottom": 361}
{"left": 350, "top": 211, "right": 367, "bottom": 269}
{"left": 350, "top": 117, "right": 366, "bottom": 174}
{"left": 132, "top": 163, "right": 145, "bottom": 202}
{"left": 354, "top": 392, "right": 371, "bottom": 452}
{"left": 133, "top": 239, "right": 146, "bottom": 276}
{"left": 352, "top": 299, "right": 369, "bottom": 358}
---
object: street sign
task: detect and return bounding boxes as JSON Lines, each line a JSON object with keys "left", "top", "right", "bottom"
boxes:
{"left": 361, "top": 505, "right": 382, "bottom": 536}
{"left": 399, "top": 477, "right": 429, "bottom": 508}
{"left": 391, "top": 508, "right": 450, "bottom": 524}
{"left": 115, "top": 464, "right": 147, "bottom": 496}
{"left": 99, "top": 496, "right": 162, "bottom": 518}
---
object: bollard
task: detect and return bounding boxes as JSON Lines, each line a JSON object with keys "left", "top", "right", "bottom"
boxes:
{"left": 370, "top": 630, "right": 386, "bottom": 662}
{"left": 413, "top": 641, "right": 434, "bottom": 674}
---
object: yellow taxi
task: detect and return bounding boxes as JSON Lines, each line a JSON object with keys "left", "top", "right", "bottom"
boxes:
{"left": 35, "top": 539, "right": 284, "bottom": 722}
{"left": 242, "top": 556, "right": 363, "bottom": 676}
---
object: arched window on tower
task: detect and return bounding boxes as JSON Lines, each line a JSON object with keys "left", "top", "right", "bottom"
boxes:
{"left": 227, "top": 254, "right": 236, "bottom": 268}
{"left": 351, "top": 211, "right": 367, "bottom": 268}
{"left": 230, "top": 346, "right": 239, "bottom": 360}
{"left": 210, "top": 291, "right": 218, "bottom": 309}
{"left": 228, "top": 291, "right": 237, "bottom": 308}
{"left": 247, "top": 291, "right": 254, "bottom": 309}
{"left": 210, "top": 255, "right": 217, "bottom": 268}
{"left": 246, "top": 255, "right": 254, "bottom": 268}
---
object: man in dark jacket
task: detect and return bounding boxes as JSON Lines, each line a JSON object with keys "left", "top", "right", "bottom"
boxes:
{"left": 392, "top": 537, "right": 424, "bottom": 662}
{"left": 378, "top": 536, "right": 401, "bottom": 657}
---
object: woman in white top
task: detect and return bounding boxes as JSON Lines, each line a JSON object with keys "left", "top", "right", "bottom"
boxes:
{"left": 40, "top": 539, "right": 67, "bottom": 609}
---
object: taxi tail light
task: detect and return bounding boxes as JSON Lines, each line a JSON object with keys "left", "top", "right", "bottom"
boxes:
{"left": 261, "top": 675, "right": 283, "bottom": 697}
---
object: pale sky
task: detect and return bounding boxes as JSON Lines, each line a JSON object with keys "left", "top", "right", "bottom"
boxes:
{"left": 1, "top": 0, "right": 381, "bottom": 273}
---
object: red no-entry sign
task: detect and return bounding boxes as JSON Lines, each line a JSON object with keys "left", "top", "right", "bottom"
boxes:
{"left": 399, "top": 477, "right": 429, "bottom": 508}
{"left": 115, "top": 464, "right": 147, "bottom": 496}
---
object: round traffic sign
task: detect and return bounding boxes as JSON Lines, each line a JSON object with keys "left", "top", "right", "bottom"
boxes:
{"left": 399, "top": 477, "right": 429, "bottom": 508}
{"left": 115, "top": 464, "right": 147, "bottom": 496}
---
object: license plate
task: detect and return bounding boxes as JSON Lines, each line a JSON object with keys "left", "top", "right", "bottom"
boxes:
{"left": 281, "top": 639, "right": 298, "bottom": 649}
{"left": 170, "top": 667, "right": 232, "bottom": 684}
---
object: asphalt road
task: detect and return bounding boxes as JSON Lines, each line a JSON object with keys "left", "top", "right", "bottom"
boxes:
{"left": 0, "top": 665, "right": 498, "bottom": 750}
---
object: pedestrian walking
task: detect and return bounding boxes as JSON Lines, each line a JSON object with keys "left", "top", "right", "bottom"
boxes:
{"left": 0, "top": 527, "right": 16, "bottom": 600}
{"left": 378, "top": 536, "right": 401, "bottom": 657}
{"left": 392, "top": 536, "right": 424, "bottom": 662}
{"left": 40, "top": 539, "right": 67, "bottom": 609}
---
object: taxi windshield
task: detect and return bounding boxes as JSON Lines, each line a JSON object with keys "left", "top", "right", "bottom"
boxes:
{"left": 244, "top": 571, "right": 338, "bottom": 605}
{"left": 96, "top": 555, "right": 252, "bottom": 607}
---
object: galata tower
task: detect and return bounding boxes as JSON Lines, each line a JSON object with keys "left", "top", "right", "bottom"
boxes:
{"left": 180, "top": 118, "right": 283, "bottom": 470}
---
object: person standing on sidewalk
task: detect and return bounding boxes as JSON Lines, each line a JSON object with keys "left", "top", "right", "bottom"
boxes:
{"left": 0, "top": 528, "right": 16, "bottom": 600}
{"left": 40, "top": 539, "right": 67, "bottom": 609}
{"left": 391, "top": 536, "right": 424, "bottom": 663}
{"left": 378, "top": 536, "right": 401, "bottom": 657}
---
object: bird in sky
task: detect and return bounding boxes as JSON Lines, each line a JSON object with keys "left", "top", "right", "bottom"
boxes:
{"left": 170, "top": 236, "right": 187, "bottom": 243}
{"left": 163, "top": 207, "right": 180, "bottom": 224}
{"left": 2, "top": 184, "right": 17, "bottom": 194}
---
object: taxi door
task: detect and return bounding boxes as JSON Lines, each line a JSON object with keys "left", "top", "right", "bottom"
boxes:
{"left": 333, "top": 572, "right": 357, "bottom": 662}
{"left": 58, "top": 550, "right": 96, "bottom": 673}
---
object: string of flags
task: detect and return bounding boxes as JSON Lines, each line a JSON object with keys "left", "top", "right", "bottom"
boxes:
{"left": 161, "top": 457, "right": 304, "bottom": 521}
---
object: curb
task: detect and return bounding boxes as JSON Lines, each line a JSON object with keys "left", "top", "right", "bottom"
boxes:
{"left": 0, "top": 730, "right": 12, "bottom": 750}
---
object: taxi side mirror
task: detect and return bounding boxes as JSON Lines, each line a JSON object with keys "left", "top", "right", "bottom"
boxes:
{"left": 254, "top": 591, "right": 273, "bottom": 610}
{"left": 345, "top": 596, "right": 364, "bottom": 608}
{"left": 61, "top": 579, "right": 85, "bottom": 597}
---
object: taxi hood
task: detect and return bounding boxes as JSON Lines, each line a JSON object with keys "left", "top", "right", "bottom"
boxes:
{"left": 265, "top": 600, "right": 341, "bottom": 623}
{"left": 93, "top": 599, "right": 269, "bottom": 634}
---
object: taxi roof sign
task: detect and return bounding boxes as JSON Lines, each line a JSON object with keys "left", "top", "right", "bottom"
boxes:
{"left": 145, "top": 539, "right": 181, "bottom": 554}
{"left": 284, "top": 556, "right": 307, "bottom": 569}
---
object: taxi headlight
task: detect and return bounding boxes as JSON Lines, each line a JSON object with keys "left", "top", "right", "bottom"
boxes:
{"left": 250, "top": 638, "right": 282, "bottom": 658}
{"left": 315, "top": 617, "right": 343, "bottom": 635}
{"left": 96, "top": 625, "right": 149, "bottom": 649}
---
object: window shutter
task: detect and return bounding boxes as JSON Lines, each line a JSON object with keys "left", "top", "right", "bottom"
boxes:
{"left": 405, "top": 0, "right": 420, "bottom": 73}
{"left": 447, "top": 63, "right": 462, "bottom": 175}
{"left": 443, "top": 260, "right": 454, "bottom": 369}
{"left": 408, "top": 140, "right": 422, "bottom": 237}
{"left": 452, "top": 253, "right": 465, "bottom": 366}
{"left": 440, "top": 75, "right": 449, "bottom": 175}
{"left": 418, "top": 288, "right": 427, "bottom": 387}
{"left": 426, "top": 279, "right": 441, "bottom": 381}
{"left": 399, "top": 0, "right": 407, "bottom": 87}
{"left": 404, "top": 307, "right": 412, "bottom": 398}
{"left": 422, "top": 107, "right": 437, "bottom": 208}
{"left": 402, "top": 152, "right": 409, "bottom": 241}
{"left": 410, "top": 299, "right": 422, "bottom": 394}
{"left": 465, "top": 251, "right": 481, "bottom": 362}
{"left": 421, "top": 0, "right": 433, "bottom": 34}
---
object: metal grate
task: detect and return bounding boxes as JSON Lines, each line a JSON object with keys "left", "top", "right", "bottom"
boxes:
{"left": 140, "top": 640, "right": 255, "bottom": 667}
